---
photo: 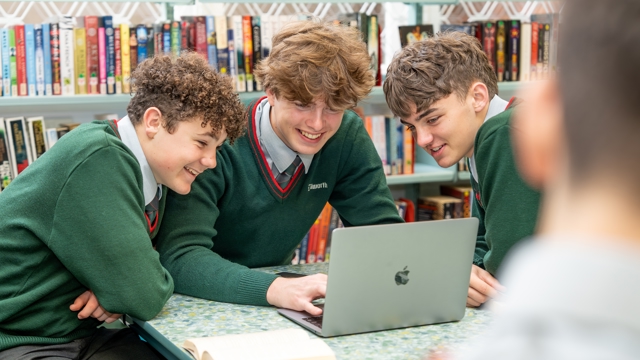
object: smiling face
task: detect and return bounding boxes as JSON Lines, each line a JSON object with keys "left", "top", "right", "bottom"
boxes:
{"left": 266, "top": 89, "right": 344, "bottom": 155}
{"left": 400, "top": 83, "right": 489, "bottom": 168}
{"left": 139, "top": 108, "right": 227, "bottom": 195}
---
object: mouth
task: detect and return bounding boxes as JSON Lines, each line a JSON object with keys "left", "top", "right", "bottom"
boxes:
{"left": 184, "top": 166, "right": 201, "bottom": 177}
{"left": 298, "top": 129, "right": 322, "bottom": 140}
{"left": 429, "top": 144, "right": 445, "bottom": 156}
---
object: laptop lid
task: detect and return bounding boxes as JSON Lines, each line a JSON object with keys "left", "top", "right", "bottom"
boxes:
{"left": 278, "top": 218, "right": 478, "bottom": 337}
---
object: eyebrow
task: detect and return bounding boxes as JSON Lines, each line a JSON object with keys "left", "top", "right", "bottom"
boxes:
{"left": 400, "top": 107, "right": 439, "bottom": 126}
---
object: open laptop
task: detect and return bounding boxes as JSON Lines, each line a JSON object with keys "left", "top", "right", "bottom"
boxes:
{"left": 277, "top": 218, "right": 478, "bottom": 337}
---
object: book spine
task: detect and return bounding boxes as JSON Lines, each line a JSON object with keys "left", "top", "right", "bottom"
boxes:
{"left": 530, "top": 21, "right": 539, "bottom": 81}
{"left": 153, "top": 24, "right": 163, "bottom": 57}
{"left": 146, "top": 25, "right": 154, "bottom": 59}
{"left": 206, "top": 16, "right": 218, "bottom": 71}
{"left": 129, "top": 29, "right": 137, "bottom": 74}
{"left": 162, "top": 23, "right": 171, "bottom": 55}
{"left": 59, "top": 17, "right": 75, "bottom": 96}
{"left": 170, "top": 21, "right": 180, "bottom": 56}
{"left": 34, "top": 25, "right": 45, "bottom": 96}
{"left": 15, "top": 25, "right": 27, "bottom": 96}
{"left": 74, "top": 28, "right": 87, "bottom": 94}
{"left": 136, "top": 25, "right": 148, "bottom": 65}
{"left": 50, "top": 24, "right": 61, "bottom": 95}
{"left": 104, "top": 16, "right": 115, "bottom": 94}
{"left": 5, "top": 117, "right": 31, "bottom": 176}
{"left": 542, "top": 23, "right": 550, "bottom": 78}
{"left": 215, "top": 16, "right": 228, "bottom": 75}
{"left": 483, "top": 22, "right": 496, "bottom": 72}
{"left": 226, "top": 27, "right": 237, "bottom": 91}
{"left": 260, "top": 15, "right": 272, "bottom": 60}
{"left": 0, "top": 119, "right": 13, "bottom": 188}
{"left": 27, "top": 117, "right": 47, "bottom": 160}
{"left": 298, "top": 232, "right": 309, "bottom": 265}
{"left": 195, "top": 16, "right": 208, "bottom": 59}
{"left": 519, "top": 22, "right": 531, "bottom": 82}
{"left": 41, "top": 24, "right": 52, "bottom": 96}
{"left": 25, "top": 24, "right": 37, "bottom": 96}
{"left": 98, "top": 20, "right": 106, "bottom": 94}
{"left": 537, "top": 23, "right": 545, "bottom": 80}
{"left": 85, "top": 16, "right": 99, "bottom": 94}
{"left": 114, "top": 27, "right": 122, "bottom": 94}
{"left": 251, "top": 16, "right": 262, "bottom": 91}
{"left": 367, "top": 15, "right": 379, "bottom": 88}
{"left": 403, "top": 126, "right": 414, "bottom": 175}
{"left": 44, "top": 127, "right": 58, "bottom": 150}
{"left": 180, "top": 17, "right": 191, "bottom": 52}
{"left": 232, "top": 16, "right": 246, "bottom": 92}
{"left": 508, "top": 20, "right": 520, "bottom": 81}
{"left": 120, "top": 24, "right": 131, "bottom": 94}
{"left": 1, "top": 29, "right": 12, "bottom": 96}
{"left": 495, "top": 20, "right": 506, "bottom": 82}
{"left": 242, "top": 16, "right": 254, "bottom": 92}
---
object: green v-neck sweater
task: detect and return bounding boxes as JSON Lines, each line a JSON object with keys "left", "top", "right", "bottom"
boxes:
{"left": 0, "top": 121, "right": 173, "bottom": 351}
{"left": 470, "top": 107, "right": 541, "bottom": 276}
{"left": 156, "top": 99, "right": 403, "bottom": 306}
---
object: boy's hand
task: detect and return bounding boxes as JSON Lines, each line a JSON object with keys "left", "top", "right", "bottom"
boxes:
{"left": 70, "top": 290, "right": 122, "bottom": 323}
{"left": 466, "top": 265, "right": 505, "bottom": 307}
{"left": 266, "top": 274, "right": 327, "bottom": 316}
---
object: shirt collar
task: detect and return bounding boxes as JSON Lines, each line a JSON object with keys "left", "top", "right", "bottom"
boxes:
{"left": 256, "top": 98, "right": 313, "bottom": 174}
{"left": 117, "top": 115, "right": 162, "bottom": 205}
{"left": 484, "top": 94, "right": 509, "bottom": 123}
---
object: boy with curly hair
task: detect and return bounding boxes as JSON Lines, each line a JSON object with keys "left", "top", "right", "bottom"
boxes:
{"left": 155, "top": 20, "right": 403, "bottom": 315}
{"left": 383, "top": 32, "right": 540, "bottom": 308}
{"left": 0, "top": 52, "right": 246, "bottom": 359}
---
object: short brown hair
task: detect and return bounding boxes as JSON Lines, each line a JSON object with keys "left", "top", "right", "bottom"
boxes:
{"left": 127, "top": 52, "right": 246, "bottom": 143}
{"left": 384, "top": 31, "right": 498, "bottom": 119}
{"left": 254, "top": 19, "right": 374, "bottom": 111}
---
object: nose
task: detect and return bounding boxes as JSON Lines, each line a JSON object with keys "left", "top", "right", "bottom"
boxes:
{"left": 201, "top": 151, "right": 217, "bottom": 169}
{"left": 306, "top": 108, "right": 324, "bottom": 131}
{"left": 415, "top": 128, "right": 433, "bottom": 149}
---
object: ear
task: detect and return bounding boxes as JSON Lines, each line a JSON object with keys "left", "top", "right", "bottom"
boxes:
{"left": 511, "top": 78, "right": 564, "bottom": 189}
{"left": 265, "top": 88, "right": 276, "bottom": 107}
{"left": 142, "top": 107, "right": 162, "bottom": 139}
{"left": 469, "top": 82, "right": 490, "bottom": 114}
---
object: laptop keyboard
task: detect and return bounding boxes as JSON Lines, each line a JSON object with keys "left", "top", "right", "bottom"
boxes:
{"left": 302, "top": 303, "right": 324, "bottom": 328}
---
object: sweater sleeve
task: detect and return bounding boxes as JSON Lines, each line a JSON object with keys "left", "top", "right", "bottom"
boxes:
{"left": 474, "top": 121, "right": 541, "bottom": 276}
{"left": 48, "top": 147, "right": 173, "bottom": 321}
{"left": 328, "top": 114, "right": 404, "bottom": 226}
{"left": 472, "top": 195, "right": 489, "bottom": 269}
{"left": 155, "top": 170, "right": 277, "bottom": 306}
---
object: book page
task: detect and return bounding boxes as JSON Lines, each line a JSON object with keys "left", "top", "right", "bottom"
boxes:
{"left": 202, "top": 338, "right": 335, "bottom": 360}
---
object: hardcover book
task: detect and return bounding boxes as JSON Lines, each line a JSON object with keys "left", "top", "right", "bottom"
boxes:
{"left": 42, "top": 23, "right": 52, "bottom": 95}
{"left": 34, "top": 24, "right": 45, "bottom": 95}
{"left": 398, "top": 24, "right": 433, "bottom": 48}
{"left": 85, "top": 16, "right": 100, "bottom": 94}
{"left": 26, "top": 116, "right": 47, "bottom": 160}
{"left": 120, "top": 24, "right": 131, "bottom": 94}
{"left": 4, "top": 116, "right": 32, "bottom": 177}
{"left": 59, "top": 16, "right": 75, "bottom": 95}
{"left": 25, "top": 24, "right": 36, "bottom": 96}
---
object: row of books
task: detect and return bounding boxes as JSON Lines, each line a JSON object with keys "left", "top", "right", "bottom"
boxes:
{"left": 361, "top": 113, "right": 415, "bottom": 176}
{"left": 0, "top": 116, "right": 84, "bottom": 191}
{"left": 418, "top": 185, "right": 473, "bottom": 221}
{"left": 400, "top": 13, "right": 560, "bottom": 82}
{"left": 292, "top": 203, "right": 342, "bottom": 265}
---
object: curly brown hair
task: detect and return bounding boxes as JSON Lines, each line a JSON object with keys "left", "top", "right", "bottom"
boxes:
{"left": 254, "top": 19, "right": 374, "bottom": 111}
{"left": 127, "top": 52, "right": 246, "bottom": 143}
{"left": 384, "top": 31, "right": 498, "bottom": 120}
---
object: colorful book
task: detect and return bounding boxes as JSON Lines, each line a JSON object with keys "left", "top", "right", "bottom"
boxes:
{"left": 530, "top": 21, "right": 539, "bottom": 81}
{"left": 194, "top": 16, "right": 208, "bottom": 59}
{"left": 231, "top": 15, "right": 246, "bottom": 92}
{"left": 251, "top": 16, "right": 262, "bottom": 91}
{"left": 114, "top": 26, "right": 121, "bottom": 94}
{"left": 59, "top": 16, "right": 75, "bottom": 95}
{"left": 103, "top": 16, "right": 115, "bottom": 94}
{"left": 162, "top": 22, "right": 171, "bottom": 55}
{"left": 260, "top": 14, "right": 272, "bottom": 60}
{"left": 26, "top": 116, "right": 47, "bottom": 160}
{"left": 146, "top": 24, "right": 155, "bottom": 59}
{"left": 42, "top": 23, "right": 52, "bottom": 96}
{"left": 129, "top": 29, "right": 138, "bottom": 74}
{"left": 34, "top": 24, "right": 45, "bottom": 96}
{"left": 398, "top": 24, "right": 433, "bottom": 48}
{"left": 4, "top": 117, "right": 32, "bottom": 177}
{"left": 1, "top": 29, "right": 12, "bottom": 96}
{"left": 170, "top": 21, "right": 181, "bottom": 56}
{"left": 367, "top": 15, "right": 379, "bottom": 88}
{"left": 0, "top": 118, "right": 13, "bottom": 188}
{"left": 50, "top": 22, "right": 62, "bottom": 95}
{"left": 205, "top": 16, "right": 218, "bottom": 71}
{"left": 120, "top": 24, "right": 131, "bottom": 94}
{"left": 242, "top": 15, "right": 254, "bottom": 92}
{"left": 85, "top": 16, "right": 99, "bottom": 94}
{"left": 136, "top": 24, "right": 148, "bottom": 65}
{"left": 74, "top": 27, "right": 87, "bottom": 94}
{"left": 506, "top": 20, "right": 520, "bottom": 82}
{"left": 14, "top": 25, "right": 27, "bottom": 96}
{"left": 25, "top": 24, "right": 37, "bottom": 96}
{"left": 226, "top": 27, "right": 237, "bottom": 91}
{"left": 98, "top": 18, "right": 106, "bottom": 94}
{"left": 495, "top": 20, "right": 507, "bottom": 82}
{"left": 214, "top": 16, "right": 228, "bottom": 75}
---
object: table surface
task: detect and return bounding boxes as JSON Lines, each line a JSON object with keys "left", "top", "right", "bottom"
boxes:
{"left": 140, "top": 262, "right": 492, "bottom": 360}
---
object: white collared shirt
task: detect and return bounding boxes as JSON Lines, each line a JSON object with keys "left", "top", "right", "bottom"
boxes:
{"left": 117, "top": 116, "right": 162, "bottom": 205}
{"left": 468, "top": 95, "right": 510, "bottom": 183}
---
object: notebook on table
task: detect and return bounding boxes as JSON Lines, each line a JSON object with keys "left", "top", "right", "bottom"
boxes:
{"left": 278, "top": 218, "right": 478, "bottom": 337}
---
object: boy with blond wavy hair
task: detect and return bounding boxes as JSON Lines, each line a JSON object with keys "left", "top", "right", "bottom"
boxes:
{"left": 0, "top": 53, "right": 246, "bottom": 359}
{"left": 384, "top": 32, "right": 541, "bottom": 308}
{"left": 156, "top": 20, "right": 403, "bottom": 315}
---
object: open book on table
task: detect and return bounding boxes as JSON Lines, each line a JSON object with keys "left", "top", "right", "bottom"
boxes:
{"left": 183, "top": 328, "right": 336, "bottom": 360}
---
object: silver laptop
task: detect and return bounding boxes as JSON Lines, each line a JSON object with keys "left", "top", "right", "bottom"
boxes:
{"left": 277, "top": 218, "right": 478, "bottom": 337}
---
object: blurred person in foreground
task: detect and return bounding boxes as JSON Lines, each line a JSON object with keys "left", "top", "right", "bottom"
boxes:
{"left": 456, "top": 0, "right": 640, "bottom": 358}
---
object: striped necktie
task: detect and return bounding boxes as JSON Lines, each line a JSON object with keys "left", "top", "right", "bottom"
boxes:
{"left": 145, "top": 190, "right": 160, "bottom": 232}
{"left": 275, "top": 156, "right": 302, "bottom": 189}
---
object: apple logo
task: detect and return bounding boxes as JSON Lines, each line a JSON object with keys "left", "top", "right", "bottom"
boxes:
{"left": 395, "top": 266, "right": 410, "bottom": 285}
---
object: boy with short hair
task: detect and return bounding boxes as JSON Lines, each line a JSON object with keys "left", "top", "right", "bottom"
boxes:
{"left": 156, "top": 20, "right": 403, "bottom": 315}
{"left": 383, "top": 32, "right": 540, "bottom": 307}
{"left": 457, "top": 0, "right": 640, "bottom": 357}
{"left": 0, "top": 53, "right": 246, "bottom": 359}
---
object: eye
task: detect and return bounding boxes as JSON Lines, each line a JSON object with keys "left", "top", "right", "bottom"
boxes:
{"left": 325, "top": 108, "right": 340, "bottom": 115}
{"left": 197, "top": 140, "right": 208, "bottom": 147}
{"left": 405, "top": 125, "right": 415, "bottom": 133}
{"left": 294, "top": 102, "right": 310, "bottom": 110}
{"left": 426, "top": 116, "right": 440, "bottom": 125}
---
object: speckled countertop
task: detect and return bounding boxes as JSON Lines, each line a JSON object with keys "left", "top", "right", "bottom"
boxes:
{"left": 144, "top": 263, "right": 492, "bottom": 360}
